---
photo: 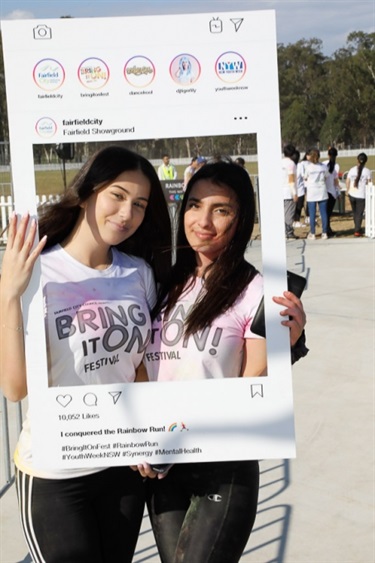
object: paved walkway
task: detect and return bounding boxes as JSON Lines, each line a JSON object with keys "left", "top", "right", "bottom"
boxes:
{"left": 1, "top": 237, "right": 374, "bottom": 562}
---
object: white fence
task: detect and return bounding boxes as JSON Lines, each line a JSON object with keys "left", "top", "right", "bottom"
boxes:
{"left": 0, "top": 194, "right": 60, "bottom": 244}
{"left": 365, "top": 183, "right": 375, "bottom": 238}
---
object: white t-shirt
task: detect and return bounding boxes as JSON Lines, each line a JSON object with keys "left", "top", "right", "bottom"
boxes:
{"left": 296, "top": 161, "right": 308, "bottom": 197}
{"left": 322, "top": 161, "right": 340, "bottom": 198}
{"left": 304, "top": 162, "right": 329, "bottom": 202}
{"left": 281, "top": 157, "right": 297, "bottom": 199}
{"left": 15, "top": 245, "right": 156, "bottom": 479}
{"left": 183, "top": 165, "right": 195, "bottom": 189}
{"left": 144, "top": 273, "right": 263, "bottom": 382}
{"left": 347, "top": 165, "right": 372, "bottom": 199}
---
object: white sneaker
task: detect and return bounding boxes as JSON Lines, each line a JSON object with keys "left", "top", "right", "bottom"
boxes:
{"left": 321, "top": 233, "right": 328, "bottom": 240}
{"left": 293, "top": 221, "right": 302, "bottom": 228}
{"left": 307, "top": 233, "right": 316, "bottom": 240}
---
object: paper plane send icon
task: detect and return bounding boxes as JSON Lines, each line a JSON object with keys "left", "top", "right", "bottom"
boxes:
{"left": 109, "top": 391, "right": 122, "bottom": 405}
{"left": 231, "top": 18, "right": 244, "bottom": 32}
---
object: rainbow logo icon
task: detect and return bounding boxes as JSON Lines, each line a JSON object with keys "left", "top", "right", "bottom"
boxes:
{"left": 168, "top": 423, "right": 178, "bottom": 432}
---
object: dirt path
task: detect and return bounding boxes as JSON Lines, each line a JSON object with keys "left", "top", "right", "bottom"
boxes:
{"left": 253, "top": 194, "right": 363, "bottom": 240}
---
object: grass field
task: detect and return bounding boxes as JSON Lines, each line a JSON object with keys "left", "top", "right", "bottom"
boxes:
{"left": 0, "top": 156, "right": 374, "bottom": 198}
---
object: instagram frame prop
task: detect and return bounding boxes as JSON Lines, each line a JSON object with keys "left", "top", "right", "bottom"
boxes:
{"left": 2, "top": 10, "right": 296, "bottom": 469}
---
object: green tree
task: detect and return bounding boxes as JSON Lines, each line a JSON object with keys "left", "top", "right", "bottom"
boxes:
{"left": 322, "top": 32, "right": 375, "bottom": 147}
{"left": 277, "top": 38, "right": 327, "bottom": 148}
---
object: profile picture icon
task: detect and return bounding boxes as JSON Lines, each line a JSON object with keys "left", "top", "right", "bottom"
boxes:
{"left": 170, "top": 54, "right": 200, "bottom": 86}
{"left": 35, "top": 117, "right": 57, "bottom": 138}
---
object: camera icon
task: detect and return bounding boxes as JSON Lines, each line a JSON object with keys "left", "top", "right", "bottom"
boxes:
{"left": 33, "top": 25, "right": 52, "bottom": 40}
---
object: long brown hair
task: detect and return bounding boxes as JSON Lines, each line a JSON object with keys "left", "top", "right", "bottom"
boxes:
{"left": 38, "top": 145, "right": 172, "bottom": 284}
{"left": 152, "top": 159, "right": 258, "bottom": 336}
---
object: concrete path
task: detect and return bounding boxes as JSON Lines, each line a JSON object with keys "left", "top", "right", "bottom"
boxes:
{"left": 1, "top": 237, "right": 374, "bottom": 562}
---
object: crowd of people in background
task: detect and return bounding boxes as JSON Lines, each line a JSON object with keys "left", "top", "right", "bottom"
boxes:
{"left": 157, "top": 148, "right": 373, "bottom": 239}
{"left": 280, "top": 145, "right": 372, "bottom": 239}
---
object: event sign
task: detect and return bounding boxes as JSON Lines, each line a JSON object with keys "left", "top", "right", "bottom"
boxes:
{"left": 1, "top": 10, "right": 296, "bottom": 469}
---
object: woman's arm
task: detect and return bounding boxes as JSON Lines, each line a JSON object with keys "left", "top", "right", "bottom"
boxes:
{"left": 134, "top": 362, "right": 149, "bottom": 382}
{"left": 0, "top": 213, "right": 47, "bottom": 401}
{"left": 241, "top": 338, "right": 267, "bottom": 377}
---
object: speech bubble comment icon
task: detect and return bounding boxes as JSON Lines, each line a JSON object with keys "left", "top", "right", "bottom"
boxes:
{"left": 56, "top": 394, "right": 72, "bottom": 408}
{"left": 83, "top": 393, "right": 98, "bottom": 407}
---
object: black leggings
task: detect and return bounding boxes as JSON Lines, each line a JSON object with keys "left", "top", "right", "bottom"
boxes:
{"left": 147, "top": 460, "right": 259, "bottom": 563}
{"left": 16, "top": 466, "right": 145, "bottom": 563}
{"left": 349, "top": 195, "right": 366, "bottom": 232}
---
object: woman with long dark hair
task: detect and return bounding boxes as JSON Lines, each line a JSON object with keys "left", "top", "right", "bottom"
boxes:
{"left": 0, "top": 145, "right": 171, "bottom": 562}
{"left": 135, "top": 159, "right": 307, "bottom": 563}
{"left": 346, "top": 152, "right": 372, "bottom": 236}
{"left": 323, "top": 147, "right": 341, "bottom": 236}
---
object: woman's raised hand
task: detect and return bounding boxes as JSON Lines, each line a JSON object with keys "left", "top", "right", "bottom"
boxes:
{"left": 1, "top": 212, "right": 47, "bottom": 298}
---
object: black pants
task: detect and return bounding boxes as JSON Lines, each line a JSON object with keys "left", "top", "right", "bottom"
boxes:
{"left": 16, "top": 466, "right": 145, "bottom": 563}
{"left": 349, "top": 195, "right": 365, "bottom": 233}
{"left": 147, "top": 460, "right": 259, "bottom": 563}
{"left": 294, "top": 195, "right": 305, "bottom": 222}
{"left": 327, "top": 193, "right": 337, "bottom": 233}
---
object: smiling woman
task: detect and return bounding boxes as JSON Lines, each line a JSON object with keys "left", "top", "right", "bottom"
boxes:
{"left": 0, "top": 145, "right": 172, "bottom": 562}
{"left": 138, "top": 158, "right": 308, "bottom": 563}
{"left": 65, "top": 169, "right": 151, "bottom": 266}
{"left": 183, "top": 180, "right": 239, "bottom": 271}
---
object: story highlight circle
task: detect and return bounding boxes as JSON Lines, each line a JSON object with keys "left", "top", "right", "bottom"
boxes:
{"left": 215, "top": 51, "right": 246, "bottom": 83}
{"left": 78, "top": 57, "right": 110, "bottom": 90}
{"left": 124, "top": 56, "right": 155, "bottom": 88}
{"left": 170, "top": 54, "right": 201, "bottom": 86}
{"left": 33, "top": 58, "right": 65, "bottom": 91}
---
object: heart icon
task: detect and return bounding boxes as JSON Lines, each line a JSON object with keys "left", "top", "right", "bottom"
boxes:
{"left": 56, "top": 394, "right": 73, "bottom": 408}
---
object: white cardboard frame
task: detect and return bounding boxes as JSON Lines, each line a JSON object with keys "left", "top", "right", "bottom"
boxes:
{"left": 1, "top": 10, "right": 295, "bottom": 469}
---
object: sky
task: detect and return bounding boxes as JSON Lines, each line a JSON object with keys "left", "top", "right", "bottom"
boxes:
{"left": 0, "top": 0, "right": 374, "bottom": 56}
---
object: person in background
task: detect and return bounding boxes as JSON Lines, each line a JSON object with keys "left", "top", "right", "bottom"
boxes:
{"left": 235, "top": 156, "right": 246, "bottom": 168}
{"left": 346, "top": 152, "right": 372, "bottom": 236}
{"left": 157, "top": 154, "right": 178, "bottom": 181}
{"left": 183, "top": 156, "right": 207, "bottom": 190}
{"left": 293, "top": 150, "right": 310, "bottom": 228}
{"left": 282, "top": 144, "right": 299, "bottom": 240}
{"left": 304, "top": 148, "right": 329, "bottom": 240}
{"left": 0, "top": 146, "right": 172, "bottom": 563}
{"left": 196, "top": 156, "right": 207, "bottom": 171}
{"left": 135, "top": 159, "right": 308, "bottom": 563}
{"left": 323, "top": 147, "right": 340, "bottom": 237}
{"left": 183, "top": 156, "right": 199, "bottom": 189}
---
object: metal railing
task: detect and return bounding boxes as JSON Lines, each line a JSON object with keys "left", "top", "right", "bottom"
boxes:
{"left": 0, "top": 395, "right": 23, "bottom": 496}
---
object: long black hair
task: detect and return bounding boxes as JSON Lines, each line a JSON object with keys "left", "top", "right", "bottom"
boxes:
{"left": 152, "top": 158, "right": 258, "bottom": 335}
{"left": 354, "top": 152, "right": 368, "bottom": 188}
{"left": 38, "top": 145, "right": 172, "bottom": 284}
{"left": 327, "top": 147, "right": 338, "bottom": 174}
